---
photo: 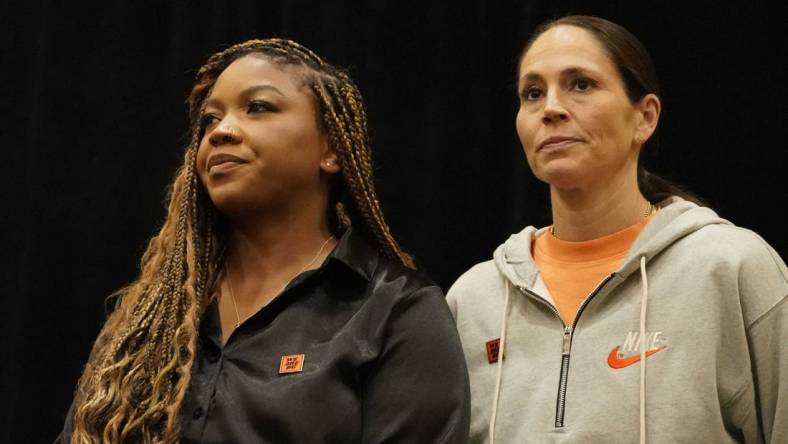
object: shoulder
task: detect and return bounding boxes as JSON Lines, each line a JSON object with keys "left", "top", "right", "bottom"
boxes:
{"left": 366, "top": 255, "right": 446, "bottom": 310}
{"left": 335, "top": 228, "right": 443, "bottom": 302}
{"left": 684, "top": 223, "right": 786, "bottom": 275}
{"left": 678, "top": 223, "right": 788, "bottom": 324}
{"left": 653, "top": 199, "right": 784, "bottom": 273}
{"left": 445, "top": 259, "right": 508, "bottom": 322}
{"left": 448, "top": 260, "right": 501, "bottom": 297}
{"left": 367, "top": 258, "right": 465, "bottom": 352}
{"left": 376, "top": 255, "right": 442, "bottom": 291}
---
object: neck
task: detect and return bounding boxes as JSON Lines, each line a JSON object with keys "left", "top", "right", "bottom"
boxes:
{"left": 549, "top": 167, "right": 648, "bottom": 241}
{"left": 225, "top": 195, "right": 335, "bottom": 285}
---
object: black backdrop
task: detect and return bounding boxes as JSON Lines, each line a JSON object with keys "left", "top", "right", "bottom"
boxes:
{"left": 3, "top": 1, "right": 786, "bottom": 442}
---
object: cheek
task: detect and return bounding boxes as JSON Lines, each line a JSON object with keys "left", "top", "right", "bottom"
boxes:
{"left": 515, "top": 108, "right": 535, "bottom": 151}
{"left": 578, "top": 110, "right": 617, "bottom": 153}
{"left": 579, "top": 107, "right": 604, "bottom": 130}
{"left": 582, "top": 101, "right": 634, "bottom": 142}
{"left": 515, "top": 109, "right": 540, "bottom": 172}
{"left": 285, "top": 123, "right": 326, "bottom": 167}
{"left": 195, "top": 141, "right": 210, "bottom": 181}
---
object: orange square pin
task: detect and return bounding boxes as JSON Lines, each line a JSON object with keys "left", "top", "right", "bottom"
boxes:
{"left": 486, "top": 339, "right": 503, "bottom": 364}
{"left": 279, "top": 354, "right": 305, "bottom": 374}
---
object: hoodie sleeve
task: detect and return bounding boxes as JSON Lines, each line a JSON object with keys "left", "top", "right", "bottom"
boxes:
{"left": 749, "top": 297, "right": 788, "bottom": 443}
{"left": 747, "top": 298, "right": 788, "bottom": 443}
{"left": 739, "top": 237, "right": 788, "bottom": 443}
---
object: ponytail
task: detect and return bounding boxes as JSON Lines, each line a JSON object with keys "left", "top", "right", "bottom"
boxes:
{"left": 637, "top": 163, "right": 705, "bottom": 206}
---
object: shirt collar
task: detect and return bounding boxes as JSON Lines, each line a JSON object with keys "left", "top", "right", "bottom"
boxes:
{"left": 326, "top": 227, "right": 378, "bottom": 282}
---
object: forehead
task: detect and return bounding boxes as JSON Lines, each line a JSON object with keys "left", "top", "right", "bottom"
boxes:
{"left": 519, "top": 25, "right": 616, "bottom": 79}
{"left": 207, "top": 55, "right": 306, "bottom": 102}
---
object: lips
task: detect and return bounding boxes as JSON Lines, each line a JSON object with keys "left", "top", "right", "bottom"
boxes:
{"left": 207, "top": 153, "right": 246, "bottom": 174}
{"left": 538, "top": 136, "right": 583, "bottom": 152}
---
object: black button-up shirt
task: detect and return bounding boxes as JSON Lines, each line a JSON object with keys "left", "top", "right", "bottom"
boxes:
{"left": 57, "top": 229, "right": 470, "bottom": 443}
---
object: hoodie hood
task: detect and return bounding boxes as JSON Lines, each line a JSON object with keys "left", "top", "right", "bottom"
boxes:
{"left": 493, "top": 197, "right": 732, "bottom": 288}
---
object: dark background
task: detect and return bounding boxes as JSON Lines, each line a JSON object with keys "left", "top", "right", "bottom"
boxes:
{"left": 3, "top": 1, "right": 786, "bottom": 442}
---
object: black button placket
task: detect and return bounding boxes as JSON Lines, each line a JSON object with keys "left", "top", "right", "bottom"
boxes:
{"left": 193, "top": 340, "right": 224, "bottom": 439}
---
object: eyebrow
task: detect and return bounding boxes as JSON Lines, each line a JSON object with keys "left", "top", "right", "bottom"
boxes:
{"left": 206, "top": 84, "right": 286, "bottom": 108}
{"left": 520, "top": 66, "right": 595, "bottom": 84}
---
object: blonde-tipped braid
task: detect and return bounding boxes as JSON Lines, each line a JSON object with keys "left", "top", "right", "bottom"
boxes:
{"left": 315, "top": 76, "right": 414, "bottom": 268}
{"left": 71, "top": 131, "right": 220, "bottom": 443}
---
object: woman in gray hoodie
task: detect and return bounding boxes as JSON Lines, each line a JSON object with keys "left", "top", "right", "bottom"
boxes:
{"left": 447, "top": 15, "right": 786, "bottom": 444}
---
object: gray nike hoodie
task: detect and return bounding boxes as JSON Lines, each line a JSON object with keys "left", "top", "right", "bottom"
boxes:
{"left": 446, "top": 197, "right": 788, "bottom": 443}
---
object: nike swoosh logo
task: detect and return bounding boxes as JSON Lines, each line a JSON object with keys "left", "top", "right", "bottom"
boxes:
{"left": 607, "top": 346, "right": 666, "bottom": 369}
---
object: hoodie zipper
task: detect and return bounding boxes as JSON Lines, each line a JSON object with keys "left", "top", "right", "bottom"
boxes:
{"left": 519, "top": 274, "right": 614, "bottom": 428}
{"left": 556, "top": 326, "right": 572, "bottom": 427}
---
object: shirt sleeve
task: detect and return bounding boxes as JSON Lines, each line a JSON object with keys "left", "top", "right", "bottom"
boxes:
{"left": 361, "top": 285, "right": 470, "bottom": 444}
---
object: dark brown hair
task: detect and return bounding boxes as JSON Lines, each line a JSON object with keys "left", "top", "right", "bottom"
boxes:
{"left": 520, "top": 15, "right": 703, "bottom": 205}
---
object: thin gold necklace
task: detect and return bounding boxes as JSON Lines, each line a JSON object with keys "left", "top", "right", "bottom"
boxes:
{"left": 550, "top": 201, "right": 657, "bottom": 237}
{"left": 224, "top": 236, "right": 334, "bottom": 329}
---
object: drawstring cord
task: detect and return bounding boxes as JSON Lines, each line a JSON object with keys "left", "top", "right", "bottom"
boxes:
{"left": 489, "top": 279, "right": 511, "bottom": 444}
{"left": 638, "top": 256, "right": 649, "bottom": 444}
{"left": 489, "top": 257, "right": 649, "bottom": 443}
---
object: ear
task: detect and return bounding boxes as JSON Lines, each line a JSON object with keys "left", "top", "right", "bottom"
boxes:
{"left": 633, "top": 93, "right": 661, "bottom": 146}
{"left": 319, "top": 140, "right": 341, "bottom": 174}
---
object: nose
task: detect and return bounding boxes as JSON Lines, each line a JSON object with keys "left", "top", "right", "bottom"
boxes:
{"left": 541, "top": 90, "right": 569, "bottom": 124}
{"left": 208, "top": 122, "right": 241, "bottom": 146}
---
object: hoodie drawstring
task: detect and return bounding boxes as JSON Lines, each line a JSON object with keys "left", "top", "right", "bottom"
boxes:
{"left": 489, "top": 259, "right": 650, "bottom": 443}
{"left": 638, "top": 256, "right": 649, "bottom": 444}
{"left": 489, "top": 279, "right": 511, "bottom": 444}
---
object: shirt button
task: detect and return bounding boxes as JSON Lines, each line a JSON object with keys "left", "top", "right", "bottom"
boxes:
{"left": 193, "top": 407, "right": 204, "bottom": 419}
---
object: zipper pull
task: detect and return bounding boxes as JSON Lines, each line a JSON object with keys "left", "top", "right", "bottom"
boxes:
{"left": 562, "top": 326, "right": 573, "bottom": 355}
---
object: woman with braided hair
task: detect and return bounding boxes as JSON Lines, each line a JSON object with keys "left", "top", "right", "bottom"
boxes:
{"left": 56, "top": 39, "right": 469, "bottom": 444}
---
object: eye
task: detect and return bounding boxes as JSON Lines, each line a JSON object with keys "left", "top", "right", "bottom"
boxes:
{"left": 199, "top": 113, "right": 219, "bottom": 132}
{"left": 247, "top": 100, "right": 277, "bottom": 114}
{"left": 571, "top": 78, "right": 595, "bottom": 92}
{"left": 522, "top": 87, "right": 544, "bottom": 101}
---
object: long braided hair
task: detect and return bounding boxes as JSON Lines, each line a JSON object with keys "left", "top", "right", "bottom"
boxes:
{"left": 70, "top": 38, "right": 413, "bottom": 444}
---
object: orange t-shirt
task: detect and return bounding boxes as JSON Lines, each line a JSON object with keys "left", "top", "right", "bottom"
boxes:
{"left": 532, "top": 217, "right": 652, "bottom": 325}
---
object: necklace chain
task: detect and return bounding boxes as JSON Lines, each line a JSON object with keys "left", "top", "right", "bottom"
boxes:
{"left": 550, "top": 201, "right": 657, "bottom": 237}
{"left": 224, "top": 236, "right": 334, "bottom": 329}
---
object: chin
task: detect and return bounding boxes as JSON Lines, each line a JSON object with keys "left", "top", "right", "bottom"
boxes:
{"left": 207, "top": 195, "right": 240, "bottom": 218}
{"left": 533, "top": 162, "right": 585, "bottom": 189}
{"left": 205, "top": 185, "right": 260, "bottom": 219}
